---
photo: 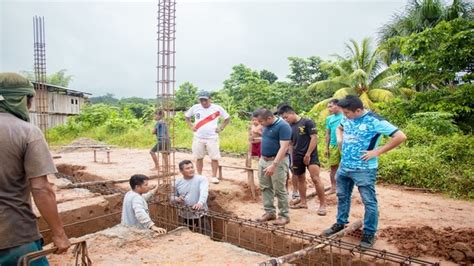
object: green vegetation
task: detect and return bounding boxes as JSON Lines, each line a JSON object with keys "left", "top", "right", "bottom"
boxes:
{"left": 49, "top": 0, "right": 473, "bottom": 199}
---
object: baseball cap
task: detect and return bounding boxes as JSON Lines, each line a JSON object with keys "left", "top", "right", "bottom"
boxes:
{"left": 198, "top": 91, "right": 210, "bottom": 100}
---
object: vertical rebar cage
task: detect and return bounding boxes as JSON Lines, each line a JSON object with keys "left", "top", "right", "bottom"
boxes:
{"left": 156, "top": 0, "right": 177, "bottom": 200}
{"left": 33, "top": 16, "right": 49, "bottom": 139}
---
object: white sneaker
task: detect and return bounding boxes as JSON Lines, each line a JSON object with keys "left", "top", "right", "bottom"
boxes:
{"left": 210, "top": 177, "right": 220, "bottom": 184}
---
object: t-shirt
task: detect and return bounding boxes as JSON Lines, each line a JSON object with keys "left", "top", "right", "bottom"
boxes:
{"left": 261, "top": 117, "right": 292, "bottom": 157}
{"left": 172, "top": 175, "right": 209, "bottom": 219}
{"left": 326, "top": 112, "right": 343, "bottom": 146}
{"left": 340, "top": 111, "right": 399, "bottom": 169}
{"left": 185, "top": 104, "right": 230, "bottom": 139}
{"left": 0, "top": 112, "right": 57, "bottom": 249}
{"left": 155, "top": 120, "right": 169, "bottom": 143}
{"left": 291, "top": 117, "right": 317, "bottom": 158}
{"left": 121, "top": 190, "right": 155, "bottom": 229}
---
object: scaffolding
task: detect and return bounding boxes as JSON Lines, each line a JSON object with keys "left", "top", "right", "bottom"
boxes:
{"left": 155, "top": 0, "right": 177, "bottom": 200}
{"left": 33, "top": 16, "right": 49, "bottom": 138}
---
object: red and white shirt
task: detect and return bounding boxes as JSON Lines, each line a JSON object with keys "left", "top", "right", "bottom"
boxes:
{"left": 185, "top": 103, "right": 230, "bottom": 139}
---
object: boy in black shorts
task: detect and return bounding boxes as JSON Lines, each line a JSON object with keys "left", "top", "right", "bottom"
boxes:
{"left": 277, "top": 104, "right": 327, "bottom": 215}
{"left": 150, "top": 110, "right": 170, "bottom": 173}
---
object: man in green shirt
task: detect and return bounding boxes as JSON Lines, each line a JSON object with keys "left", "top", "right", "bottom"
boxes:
{"left": 325, "top": 99, "right": 343, "bottom": 194}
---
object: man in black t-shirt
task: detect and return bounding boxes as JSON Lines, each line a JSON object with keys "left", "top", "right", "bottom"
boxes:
{"left": 277, "top": 104, "right": 327, "bottom": 216}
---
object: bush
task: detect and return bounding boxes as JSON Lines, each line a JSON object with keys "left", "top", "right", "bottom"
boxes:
{"left": 410, "top": 112, "right": 459, "bottom": 135}
{"left": 379, "top": 134, "right": 474, "bottom": 199}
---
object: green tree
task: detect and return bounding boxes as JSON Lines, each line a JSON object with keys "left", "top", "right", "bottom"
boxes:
{"left": 89, "top": 93, "right": 119, "bottom": 105}
{"left": 48, "top": 69, "right": 73, "bottom": 87}
{"left": 175, "top": 81, "right": 198, "bottom": 110}
{"left": 310, "top": 38, "right": 401, "bottom": 113}
{"left": 378, "top": 0, "right": 473, "bottom": 64}
{"left": 20, "top": 69, "right": 73, "bottom": 87}
{"left": 259, "top": 69, "right": 278, "bottom": 84}
{"left": 287, "top": 56, "right": 329, "bottom": 86}
{"left": 387, "top": 18, "right": 473, "bottom": 89}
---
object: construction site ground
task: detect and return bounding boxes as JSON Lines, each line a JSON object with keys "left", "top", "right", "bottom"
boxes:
{"left": 38, "top": 146, "right": 474, "bottom": 265}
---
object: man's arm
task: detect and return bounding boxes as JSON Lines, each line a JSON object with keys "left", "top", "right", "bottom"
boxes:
{"left": 325, "top": 129, "right": 331, "bottom": 157}
{"left": 336, "top": 126, "right": 343, "bottom": 151}
{"left": 184, "top": 116, "right": 196, "bottom": 132}
{"left": 30, "top": 176, "right": 70, "bottom": 254}
{"left": 131, "top": 197, "right": 154, "bottom": 229}
{"left": 193, "top": 177, "right": 209, "bottom": 210}
{"left": 143, "top": 185, "right": 158, "bottom": 202}
{"left": 361, "top": 131, "right": 407, "bottom": 161}
{"left": 216, "top": 117, "right": 231, "bottom": 133}
{"left": 264, "top": 140, "right": 290, "bottom": 177}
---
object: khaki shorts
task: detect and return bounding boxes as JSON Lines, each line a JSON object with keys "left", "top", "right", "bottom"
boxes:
{"left": 328, "top": 145, "right": 341, "bottom": 166}
{"left": 192, "top": 137, "right": 221, "bottom": 160}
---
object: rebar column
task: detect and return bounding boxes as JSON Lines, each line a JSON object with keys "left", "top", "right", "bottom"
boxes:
{"left": 156, "top": 0, "right": 177, "bottom": 201}
{"left": 33, "top": 16, "right": 49, "bottom": 138}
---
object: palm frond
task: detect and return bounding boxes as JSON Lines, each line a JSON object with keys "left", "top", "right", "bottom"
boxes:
{"left": 360, "top": 92, "right": 376, "bottom": 110}
{"left": 333, "top": 87, "right": 356, "bottom": 99}
{"left": 368, "top": 89, "right": 395, "bottom": 103}
{"left": 309, "top": 98, "right": 332, "bottom": 114}
{"left": 370, "top": 68, "right": 400, "bottom": 89}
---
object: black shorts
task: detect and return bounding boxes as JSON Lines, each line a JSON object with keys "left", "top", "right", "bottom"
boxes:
{"left": 151, "top": 140, "right": 171, "bottom": 153}
{"left": 291, "top": 153, "right": 320, "bottom": 176}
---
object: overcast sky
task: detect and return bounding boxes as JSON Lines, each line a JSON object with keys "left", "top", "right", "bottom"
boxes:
{"left": 1, "top": 0, "right": 407, "bottom": 98}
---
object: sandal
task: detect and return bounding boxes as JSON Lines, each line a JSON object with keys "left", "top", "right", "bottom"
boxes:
{"left": 289, "top": 198, "right": 301, "bottom": 206}
{"left": 317, "top": 206, "right": 327, "bottom": 216}
{"left": 290, "top": 203, "right": 308, "bottom": 209}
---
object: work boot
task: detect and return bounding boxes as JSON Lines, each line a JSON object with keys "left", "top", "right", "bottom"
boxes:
{"left": 255, "top": 212, "right": 276, "bottom": 223}
{"left": 321, "top": 223, "right": 345, "bottom": 237}
{"left": 272, "top": 217, "right": 290, "bottom": 226}
{"left": 360, "top": 233, "right": 375, "bottom": 249}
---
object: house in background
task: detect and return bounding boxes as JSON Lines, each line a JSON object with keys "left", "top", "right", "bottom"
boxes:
{"left": 30, "top": 82, "right": 91, "bottom": 129}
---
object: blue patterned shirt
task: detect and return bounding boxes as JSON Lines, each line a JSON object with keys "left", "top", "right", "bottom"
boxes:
{"left": 340, "top": 111, "right": 398, "bottom": 169}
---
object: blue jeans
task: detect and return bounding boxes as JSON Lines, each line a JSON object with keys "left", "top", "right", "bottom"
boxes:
{"left": 336, "top": 167, "right": 378, "bottom": 235}
{"left": 0, "top": 240, "right": 49, "bottom": 266}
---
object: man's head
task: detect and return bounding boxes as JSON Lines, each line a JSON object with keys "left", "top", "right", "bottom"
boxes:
{"left": 179, "top": 160, "right": 195, "bottom": 178}
{"left": 197, "top": 91, "right": 211, "bottom": 108}
{"left": 252, "top": 108, "right": 275, "bottom": 127}
{"left": 129, "top": 174, "right": 150, "bottom": 194}
{"left": 251, "top": 117, "right": 260, "bottom": 126}
{"left": 0, "top": 72, "right": 36, "bottom": 122}
{"left": 276, "top": 104, "right": 298, "bottom": 124}
{"left": 337, "top": 95, "right": 365, "bottom": 119}
{"left": 327, "top": 99, "right": 341, "bottom": 115}
{"left": 155, "top": 110, "right": 164, "bottom": 121}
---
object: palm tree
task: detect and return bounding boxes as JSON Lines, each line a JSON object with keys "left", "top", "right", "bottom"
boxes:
{"left": 378, "top": 0, "right": 473, "bottom": 64}
{"left": 309, "top": 38, "right": 404, "bottom": 114}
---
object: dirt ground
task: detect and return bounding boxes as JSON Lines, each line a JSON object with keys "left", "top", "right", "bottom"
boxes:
{"left": 51, "top": 147, "right": 474, "bottom": 264}
{"left": 47, "top": 225, "right": 269, "bottom": 265}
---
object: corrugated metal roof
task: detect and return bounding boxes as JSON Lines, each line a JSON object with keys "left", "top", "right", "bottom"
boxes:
{"left": 31, "top": 82, "right": 92, "bottom": 97}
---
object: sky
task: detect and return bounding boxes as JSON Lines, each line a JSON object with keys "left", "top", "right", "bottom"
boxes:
{"left": 0, "top": 0, "right": 407, "bottom": 98}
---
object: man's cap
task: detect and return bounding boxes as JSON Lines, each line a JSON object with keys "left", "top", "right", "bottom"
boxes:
{"left": 198, "top": 91, "right": 210, "bottom": 100}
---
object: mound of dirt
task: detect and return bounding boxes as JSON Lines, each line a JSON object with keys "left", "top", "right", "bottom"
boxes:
{"left": 379, "top": 226, "right": 474, "bottom": 263}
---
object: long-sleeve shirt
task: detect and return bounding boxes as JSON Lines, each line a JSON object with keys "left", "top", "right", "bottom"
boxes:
{"left": 121, "top": 190, "right": 155, "bottom": 229}
{"left": 172, "top": 175, "right": 209, "bottom": 219}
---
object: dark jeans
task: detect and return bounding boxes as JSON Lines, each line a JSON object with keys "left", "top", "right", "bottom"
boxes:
{"left": 0, "top": 239, "right": 48, "bottom": 266}
{"left": 336, "top": 167, "right": 378, "bottom": 235}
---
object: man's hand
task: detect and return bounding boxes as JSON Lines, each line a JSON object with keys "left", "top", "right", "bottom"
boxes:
{"left": 192, "top": 202, "right": 203, "bottom": 210}
{"left": 215, "top": 127, "right": 223, "bottom": 133}
{"left": 192, "top": 126, "right": 197, "bottom": 132}
{"left": 175, "top": 195, "right": 185, "bottom": 204}
{"left": 361, "top": 150, "right": 380, "bottom": 161}
{"left": 303, "top": 154, "right": 311, "bottom": 166}
{"left": 264, "top": 163, "right": 276, "bottom": 177}
{"left": 51, "top": 231, "right": 71, "bottom": 254}
{"left": 151, "top": 225, "right": 167, "bottom": 234}
{"left": 325, "top": 148, "right": 330, "bottom": 158}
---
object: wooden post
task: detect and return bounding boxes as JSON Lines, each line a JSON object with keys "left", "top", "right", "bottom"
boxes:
{"left": 218, "top": 165, "right": 223, "bottom": 180}
{"left": 106, "top": 150, "right": 111, "bottom": 164}
{"left": 93, "top": 149, "right": 97, "bottom": 162}
{"left": 246, "top": 129, "right": 257, "bottom": 199}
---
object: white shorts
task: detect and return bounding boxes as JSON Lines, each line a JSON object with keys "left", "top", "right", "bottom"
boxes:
{"left": 192, "top": 137, "right": 221, "bottom": 160}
